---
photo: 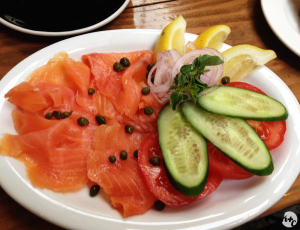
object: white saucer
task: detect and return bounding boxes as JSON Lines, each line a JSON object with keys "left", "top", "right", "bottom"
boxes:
{"left": 261, "top": 0, "right": 300, "bottom": 56}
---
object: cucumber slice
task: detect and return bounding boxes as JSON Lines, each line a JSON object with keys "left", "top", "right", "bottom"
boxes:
{"left": 197, "top": 85, "right": 288, "bottom": 121}
{"left": 157, "top": 104, "right": 208, "bottom": 198}
{"left": 182, "top": 101, "right": 274, "bottom": 176}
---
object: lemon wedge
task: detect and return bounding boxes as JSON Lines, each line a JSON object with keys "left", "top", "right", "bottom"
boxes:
{"left": 221, "top": 44, "right": 277, "bottom": 82}
{"left": 193, "top": 25, "right": 231, "bottom": 50}
{"left": 153, "top": 15, "right": 187, "bottom": 63}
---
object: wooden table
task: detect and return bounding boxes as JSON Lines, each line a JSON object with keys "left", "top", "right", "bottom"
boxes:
{"left": 0, "top": 0, "right": 300, "bottom": 229}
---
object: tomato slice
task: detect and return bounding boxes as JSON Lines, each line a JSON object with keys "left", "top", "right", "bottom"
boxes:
{"left": 246, "top": 120, "right": 286, "bottom": 151}
{"left": 138, "top": 132, "right": 223, "bottom": 207}
{"left": 225, "top": 82, "right": 287, "bottom": 151}
{"left": 207, "top": 141, "right": 254, "bottom": 180}
{"left": 225, "top": 82, "right": 267, "bottom": 95}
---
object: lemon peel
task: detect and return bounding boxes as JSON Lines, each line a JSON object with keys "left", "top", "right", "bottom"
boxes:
{"left": 193, "top": 25, "right": 231, "bottom": 50}
{"left": 153, "top": 15, "right": 187, "bottom": 63}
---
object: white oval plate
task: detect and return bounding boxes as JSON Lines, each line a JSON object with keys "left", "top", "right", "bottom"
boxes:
{"left": 0, "top": 0, "right": 130, "bottom": 37}
{"left": 261, "top": 0, "right": 300, "bottom": 56}
{"left": 0, "top": 29, "right": 300, "bottom": 230}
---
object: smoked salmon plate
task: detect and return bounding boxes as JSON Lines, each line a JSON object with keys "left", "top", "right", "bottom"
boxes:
{"left": 0, "top": 30, "right": 300, "bottom": 230}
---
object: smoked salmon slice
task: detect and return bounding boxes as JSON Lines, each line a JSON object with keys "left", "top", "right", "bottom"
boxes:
{"left": 87, "top": 120, "right": 156, "bottom": 217}
{"left": 123, "top": 93, "right": 164, "bottom": 133}
{"left": 27, "top": 51, "right": 92, "bottom": 109}
{"left": 12, "top": 107, "right": 59, "bottom": 135}
{"left": 92, "top": 92, "right": 120, "bottom": 120}
{"left": 0, "top": 119, "right": 95, "bottom": 191}
{"left": 83, "top": 51, "right": 153, "bottom": 118}
{"left": 5, "top": 81, "right": 53, "bottom": 112}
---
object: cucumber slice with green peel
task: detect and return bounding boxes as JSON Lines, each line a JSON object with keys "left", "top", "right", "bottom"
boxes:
{"left": 197, "top": 85, "right": 288, "bottom": 121}
{"left": 182, "top": 101, "right": 274, "bottom": 176}
{"left": 157, "top": 104, "right": 208, "bottom": 198}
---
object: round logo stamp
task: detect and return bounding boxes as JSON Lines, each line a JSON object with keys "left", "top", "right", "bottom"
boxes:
{"left": 282, "top": 211, "right": 298, "bottom": 228}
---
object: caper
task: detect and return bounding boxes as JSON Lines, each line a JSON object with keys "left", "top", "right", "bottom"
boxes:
{"left": 62, "top": 111, "right": 72, "bottom": 118}
{"left": 147, "top": 63, "right": 154, "bottom": 71}
{"left": 89, "top": 185, "right": 100, "bottom": 197}
{"left": 45, "top": 113, "right": 53, "bottom": 120}
{"left": 113, "top": 62, "right": 124, "bottom": 72}
{"left": 120, "top": 150, "right": 127, "bottom": 160}
{"left": 77, "top": 117, "right": 89, "bottom": 126}
{"left": 221, "top": 76, "right": 230, "bottom": 85}
{"left": 134, "top": 150, "right": 138, "bottom": 158}
{"left": 88, "top": 88, "right": 95, "bottom": 95}
{"left": 154, "top": 200, "right": 165, "bottom": 211}
{"left": 53, "top": 110, "right": 64, "bottom": 119}
{"left": 120, "top": 57, "right": 130, "bottom": 67}
{"left": 144, "top": 107, "right": 154, "bottom": 115}
{"left": 149, "top": 156, "right": 160, "bottom": 166}
{"left": 141, "top": 87, "right": 150, "bottom": 95}
{"left": 125, "top": 125, "right": 134, "bottom": 134}
{"left": 96, "top": 115, "right": 106, "bottom": 125}
{"left": 146, "top": 72, "right": 155, "bottom": 83}
{"left": 109, "top": 155, "right": 116, "bottom": 163}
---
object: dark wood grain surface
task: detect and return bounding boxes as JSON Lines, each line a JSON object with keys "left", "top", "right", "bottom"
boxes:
{"left": 0, "top": 0, "right": 299, "bottom": 229}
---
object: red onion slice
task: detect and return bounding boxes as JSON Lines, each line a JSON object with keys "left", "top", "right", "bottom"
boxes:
{"left": 171, "top": 48, "right": 224, "bottom": 86}
{"left": 148, "top": 48, "right": 224, "bottom": 102}
{"left": 147, "top": 50, "right": 181, "bottom": 96}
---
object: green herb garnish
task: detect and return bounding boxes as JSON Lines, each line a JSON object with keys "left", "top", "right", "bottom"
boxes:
{"left": 169, "top": 54, "right": 224, "bottom": 110}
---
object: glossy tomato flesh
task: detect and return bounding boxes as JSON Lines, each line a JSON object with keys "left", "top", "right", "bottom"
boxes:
{"left": 207, "top": 141, "right": 254, "bottom": 180}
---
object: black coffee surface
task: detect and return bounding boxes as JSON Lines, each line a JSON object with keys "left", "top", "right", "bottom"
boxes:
{"left": 0, "top": 0, "right": 125, "bottom": 32}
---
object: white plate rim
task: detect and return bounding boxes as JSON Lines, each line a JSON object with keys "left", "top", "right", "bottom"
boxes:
{"left": 0, "top": 29, "right": 300, "bottom": 230}
{"left": 0, "top": 0, "right": 130, "bottom": 37}
{"left": 261, "top": 0, "right": 300, "bottom": 56}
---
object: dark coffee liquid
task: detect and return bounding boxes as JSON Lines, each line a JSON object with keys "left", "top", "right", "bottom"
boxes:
{"left": 0, "top": 0, "right": 126, "bottom": 32}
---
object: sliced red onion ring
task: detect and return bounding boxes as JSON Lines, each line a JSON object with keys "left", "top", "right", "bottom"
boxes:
{"left": 147, "top": 50, "right": 181, "bottom": 102}
{"left": 148, "top": 48, "right": 224, "bottom": 102}
{"left": 171, "top": 48, "right": 224, "bottom": 86}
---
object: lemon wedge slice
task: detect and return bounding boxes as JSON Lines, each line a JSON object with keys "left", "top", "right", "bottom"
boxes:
{"left": 221, "top": 44, "right": 277, "bottom": 82}
{"left": 193, "top": 25, "right": 231, "bottom": 50}
{"left": 153, "top": 15, "right": 187, "bottom": 63}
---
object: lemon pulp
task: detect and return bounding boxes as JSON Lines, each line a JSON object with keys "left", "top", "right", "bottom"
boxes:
{"left": 153, "top": 15, "right": 187, "bottom": 62}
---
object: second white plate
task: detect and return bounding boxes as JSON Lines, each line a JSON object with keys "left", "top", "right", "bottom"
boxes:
{"left": 261, "top": 0, "right": 300, "bottom": 56}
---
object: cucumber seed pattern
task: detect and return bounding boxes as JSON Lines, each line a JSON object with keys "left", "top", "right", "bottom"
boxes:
{"left": 182, "top": 101, "right": 273, "bottom": 176}
{"left": 167, "top": 116, "right": 202, "bottom": 176}
{"left": 206, "top": 114, "right": 259, "bottom": 160}
{"left": 158, "top": 103, "right": 209, "bottom": 193}
{"left": 222, "top": 92, "right": 271, "bottom": 113}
